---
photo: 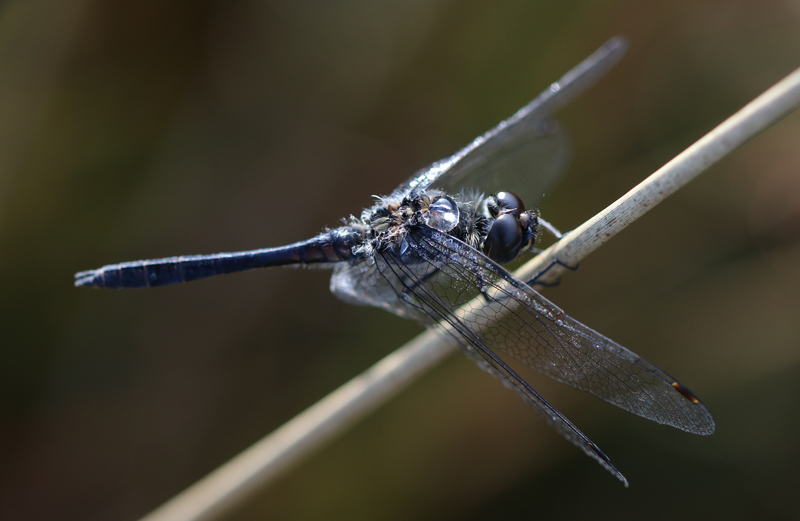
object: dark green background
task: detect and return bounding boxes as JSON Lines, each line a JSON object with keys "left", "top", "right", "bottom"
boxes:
{"left": 3, "top": 1, "right": 800, "bottom": 520}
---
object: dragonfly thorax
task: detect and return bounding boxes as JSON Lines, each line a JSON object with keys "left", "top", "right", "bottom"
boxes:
{"left": 358, "top": 188, "right": 538, "bottom": 266}
{"left": 357, "top": 189, "right": 488, "bottom": 257}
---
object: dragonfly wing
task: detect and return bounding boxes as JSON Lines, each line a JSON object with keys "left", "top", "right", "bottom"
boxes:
{"left": 332, "top": 257, "right": 416, "bottom": 319}
{"left": 399, "top": 227, "right": 715, "bottom": 435}
{"left": 425, "top": 118, "right": 570, "bottom": 211}
{"left": 334, "top": 246, "right": 627, "bottom": 484}
{"left": 394, "top": 37, "right": 628, "bottom": 206}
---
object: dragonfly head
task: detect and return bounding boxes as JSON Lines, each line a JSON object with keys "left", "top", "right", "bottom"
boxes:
{"left": 482, "top": 191, "right": 539, "bottom": 265}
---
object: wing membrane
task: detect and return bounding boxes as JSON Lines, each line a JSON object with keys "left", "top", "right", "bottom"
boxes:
{"left": 394, "top": 37, "right": 628, "bottom": 206}
{"left": 347, "top": 247, "right": 628, "bottom": 485}
{"left": 405, "top": 228, "right": 715, "bottom": 435}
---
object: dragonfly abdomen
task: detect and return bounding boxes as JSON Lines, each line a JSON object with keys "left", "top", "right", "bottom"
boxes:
{"left": 74, "top": 228, "right": 360, "bottom": 289}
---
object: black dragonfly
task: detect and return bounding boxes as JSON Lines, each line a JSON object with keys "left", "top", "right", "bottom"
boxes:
{"left": 75, "top": 37, "right": 714, "bottom": 486}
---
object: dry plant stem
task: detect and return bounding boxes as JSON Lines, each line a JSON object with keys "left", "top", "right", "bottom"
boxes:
{"left": 140, "top": 66, "right": 800, "bottom": 521}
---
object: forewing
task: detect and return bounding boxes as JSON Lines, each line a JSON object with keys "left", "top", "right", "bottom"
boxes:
{"left": 394, "top": 37, "right": 628, "bottom": 206}
{"left": 403, "top": 227, "right": 715, "bottom": 435}
{"left": 428, "top": 118, "right": 569, "bottom": 211}
{"left": 338, "top": 245, "right": 628, "bottom": 484}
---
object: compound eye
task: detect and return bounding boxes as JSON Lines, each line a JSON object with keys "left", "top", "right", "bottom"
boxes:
{"left": 494, "top": 191, "right": 525, "bottom": 218}
{"left": 483, "top": 213, "right": 523, "bottom": 264}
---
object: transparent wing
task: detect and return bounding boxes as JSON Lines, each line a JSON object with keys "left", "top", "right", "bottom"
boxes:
{"left": 428, "top": 118, "right": 570, "bottom": 211}
{"left": 330, "top": 255, "right": 433, "bottom": 320}
{"left": 393, "top": 37, "right": 628, "bottom": 206}
{"left": 400, "top": 227, "right": 716, "bottom": 434}
{"left": 396, "top": 116, "right": 571, "bottom": 210}
{"left": 331, "top": 247, "right": 628, "bottom": 485}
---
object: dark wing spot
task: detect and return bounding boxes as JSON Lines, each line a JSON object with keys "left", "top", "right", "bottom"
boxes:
{"left": 671, "top": 381, "right": 700, "bottom": 404}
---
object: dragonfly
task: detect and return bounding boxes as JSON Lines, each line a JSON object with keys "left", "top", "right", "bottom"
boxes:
{"left": 75, "top": 37, "right": 714, "bottom": 486}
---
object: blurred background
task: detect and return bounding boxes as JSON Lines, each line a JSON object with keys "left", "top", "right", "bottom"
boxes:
{"left": 2, "top": 1, "right": 800, "bottom": 520}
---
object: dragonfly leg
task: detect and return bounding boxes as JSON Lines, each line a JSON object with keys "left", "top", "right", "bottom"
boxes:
{"left": 474, "top": 255, "right": 580, "bottom": 308}
{"left": 526, "top": 258, "right": 579, "bottom": 287}
{"left": 538, "top": 217, "right": 566, "bottom": 239}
